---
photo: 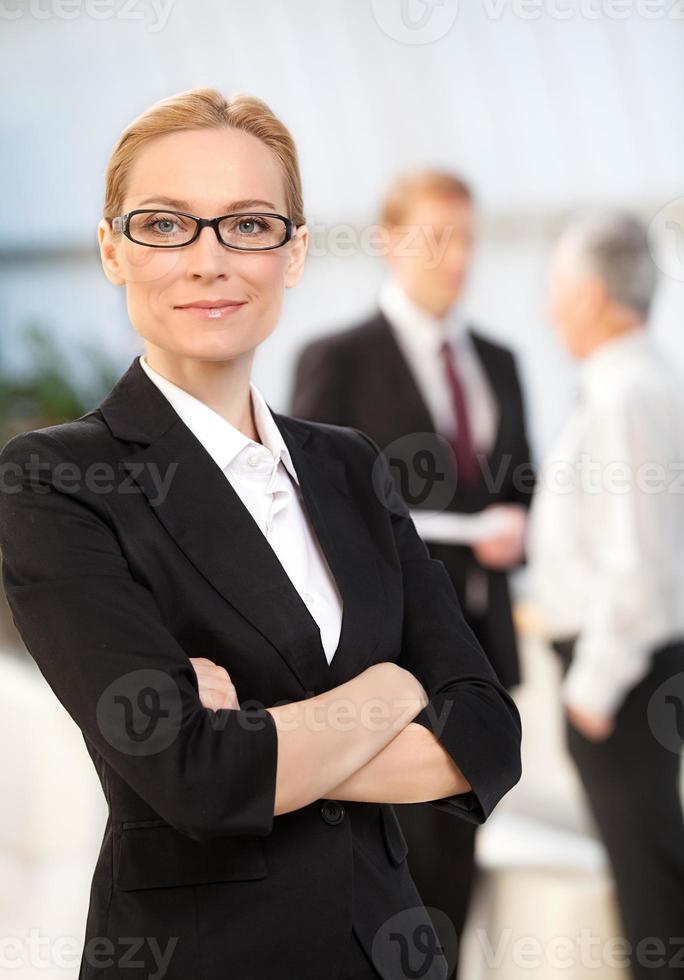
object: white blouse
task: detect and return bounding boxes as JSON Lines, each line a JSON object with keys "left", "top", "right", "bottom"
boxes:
{"left": 138, "top": 355, "right": 343, "bottom": 663}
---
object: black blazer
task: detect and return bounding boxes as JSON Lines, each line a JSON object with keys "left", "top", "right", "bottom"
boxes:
{"left": 0, "top": 355, "right": 521, "bottom": 980}
{"left": 290, "top": 310, "right": 536, "bottom": 690}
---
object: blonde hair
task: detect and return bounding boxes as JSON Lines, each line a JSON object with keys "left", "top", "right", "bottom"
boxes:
{"left": 379, "top": 169, "right": 473, "bottom": 227}
{"left": 103, "top": 87, "right": 305, "bottom": 227}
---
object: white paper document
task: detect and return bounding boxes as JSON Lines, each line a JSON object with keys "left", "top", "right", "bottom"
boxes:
{"left": 409, "top": 508, "right": 512, "bottom": 545}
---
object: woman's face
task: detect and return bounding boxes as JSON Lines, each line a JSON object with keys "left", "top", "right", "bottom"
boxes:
{"left": 98, "top": 127, "right": 308, "bottom": 363}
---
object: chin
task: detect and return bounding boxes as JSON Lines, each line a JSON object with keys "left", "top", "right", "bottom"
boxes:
{"left": 188, "top": 343, "right": 254, "bottom": 362}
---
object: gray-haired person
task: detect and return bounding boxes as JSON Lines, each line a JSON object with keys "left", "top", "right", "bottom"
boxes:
{"left": 528, "top": 210, "right": 684, "bottom": 979}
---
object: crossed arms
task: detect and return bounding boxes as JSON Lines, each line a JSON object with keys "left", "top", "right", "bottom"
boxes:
{"left": 0, "top": 427, "right": 521, "bottom": 840}
{"left": 190, "top": 656, "right": 471, "bottom": 813}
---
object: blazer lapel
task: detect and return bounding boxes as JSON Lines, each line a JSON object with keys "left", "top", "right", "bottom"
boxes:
{"left": 97, "top": 357, "right": 383, "bottom": 695}
{"left": 272, "top": 413, "right": 387, "bottom": 689}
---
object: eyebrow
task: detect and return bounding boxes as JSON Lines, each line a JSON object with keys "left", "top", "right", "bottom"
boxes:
{"left": 134, "top": 196, "right": 278, "bottom": 212}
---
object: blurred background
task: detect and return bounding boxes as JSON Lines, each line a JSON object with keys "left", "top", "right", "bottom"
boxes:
{"left": 1, "top": 2, "right": 683, "bottom": 978}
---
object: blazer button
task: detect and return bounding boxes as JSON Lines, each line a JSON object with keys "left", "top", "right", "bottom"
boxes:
{"left": 320, "top": 800, "right": 345, "bottom": 825}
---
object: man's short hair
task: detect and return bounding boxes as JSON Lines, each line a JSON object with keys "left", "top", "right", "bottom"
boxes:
{"left": 379, "top": 169, "right": 473, "bottom": 227}
{"left": 557, "top": 209, "right": 658, "bottom": 319}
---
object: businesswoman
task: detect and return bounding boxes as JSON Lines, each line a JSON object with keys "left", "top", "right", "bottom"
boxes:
{"left": 0, "top": 88, "right": 521, "bottom": 980}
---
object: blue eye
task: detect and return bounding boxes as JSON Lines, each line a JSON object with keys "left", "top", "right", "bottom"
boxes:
{"left": 144, "top": 218, "right": 179, "bottom": 234}
{"left": 236, "top": 217, "right": 270, "bottom": 234}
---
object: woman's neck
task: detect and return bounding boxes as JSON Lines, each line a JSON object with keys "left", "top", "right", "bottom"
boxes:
{"left": 142, "top": 345, "right": 259, "bottom": 441}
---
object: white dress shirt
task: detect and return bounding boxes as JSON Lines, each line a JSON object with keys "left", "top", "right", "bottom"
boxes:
{"left": 527, "top": 328, "right": 684, "bottom": 716}
{"left": 138, "top": 355, "right": 343, "bottom": 663}
{"left": 377, "top": 276, "right": 499, "bottom": 453}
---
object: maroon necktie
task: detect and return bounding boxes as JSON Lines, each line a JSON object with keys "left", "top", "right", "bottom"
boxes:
{"left": 439, "top": 339, "right": 480, "bottom": 488}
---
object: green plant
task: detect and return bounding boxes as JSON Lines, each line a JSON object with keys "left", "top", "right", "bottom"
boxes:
{"left": 0, "top": 321, "right": 121, "bottom": 445}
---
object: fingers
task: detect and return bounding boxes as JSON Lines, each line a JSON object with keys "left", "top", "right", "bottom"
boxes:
{"left": 197, "top": 679, "right": 238, "bottom": 711}
{"left": 193, "top": 662, "right": 232, "bottom": 682}
{"left": 190, "top": 657, "right": 228, "bottom": 672}
{"left": 202, "top": 685, "right": 223, "bottom": 712}
{"left": 190, "top": 658, "right": 233, "bottom": 683}
{"left": 188, "top": 658, "right": 238, "bottom": 710}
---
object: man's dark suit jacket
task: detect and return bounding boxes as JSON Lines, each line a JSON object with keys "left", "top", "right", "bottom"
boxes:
{"left": 0, "top": 355, "right": 521, "bottom": 980}
{"left": 290, "top": 309, "right": 536, "bottom": 690}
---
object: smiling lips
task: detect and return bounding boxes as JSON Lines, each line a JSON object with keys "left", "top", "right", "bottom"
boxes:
{"left": 175, "top": 299, "right": 247, "bottom": 319}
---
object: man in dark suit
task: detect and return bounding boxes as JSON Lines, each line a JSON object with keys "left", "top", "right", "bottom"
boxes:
{"left": 290, "top": 169, "right": 535, "bottom": 975}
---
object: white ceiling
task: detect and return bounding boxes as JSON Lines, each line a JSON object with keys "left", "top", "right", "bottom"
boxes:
{"left": 1, "top": 0, "right": 683, "bottom": 246}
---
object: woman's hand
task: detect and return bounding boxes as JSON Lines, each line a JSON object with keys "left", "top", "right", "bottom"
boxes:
{"left": 371, "top": 661, "right": 430, "bottom": 720}
{"left": 189, "top": 657, "right": 240, "bottom": 711}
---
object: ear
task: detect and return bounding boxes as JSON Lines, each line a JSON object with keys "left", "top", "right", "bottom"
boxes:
{"left": 283, "top": 224, "right": 309, "bottom": 288}
{"left": 98, "top": 219, "right": 126, "bottom": 287}
{"left": 583, "top": 271, "right": 610, "bottom": 320}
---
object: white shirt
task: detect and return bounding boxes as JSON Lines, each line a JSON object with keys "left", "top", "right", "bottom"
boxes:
{"left": 527, "top": 328, "right": 684, "bottom": 716}
{"left": 138, "top": 355, "right": 343, "bottom": 663}
{"left": 377, "top": 276, "right": 499, "bottom": 453}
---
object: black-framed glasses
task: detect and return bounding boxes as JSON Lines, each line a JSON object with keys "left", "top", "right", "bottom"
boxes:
{"left": 110, "top": 209, "right": 297, "bottom": 250}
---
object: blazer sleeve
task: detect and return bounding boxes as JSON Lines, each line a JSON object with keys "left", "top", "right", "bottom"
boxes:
{"left": 352, "top": 428, "right": 522, "bottom": 824}
{"left": 0, "top": 429, "right": 279, "bottom": 842}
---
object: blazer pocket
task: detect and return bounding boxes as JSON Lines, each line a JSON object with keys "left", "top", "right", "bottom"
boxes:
{"left": 380, "top": 804, "right": 409, "bottom": 865}
{"left": 115, "top": 820, "right": 268, "bottom": 890}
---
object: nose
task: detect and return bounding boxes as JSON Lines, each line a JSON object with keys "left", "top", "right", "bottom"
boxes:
{"left": 184, "top": 224, "right": 232, "bottom": 279}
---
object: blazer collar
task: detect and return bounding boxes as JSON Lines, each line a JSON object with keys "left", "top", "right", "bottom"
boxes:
{"left": 96, "top": 356, "right": 383, "bottom": 696}
{"left": 98, "top": 355, "right": 314, "bottom": 448}
{"left": 378, "top": 276, "right": 470, "bottom": 355}
{"left": 137, "top": 354, "right": 300, "bottom": 485}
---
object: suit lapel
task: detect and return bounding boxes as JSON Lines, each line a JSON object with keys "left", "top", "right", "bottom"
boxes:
{"left": 374, "top": 312, "right": 437, "bottom": 436}
{"left": 275, "top": 418, "right": 387, "bottom": 689}
{"left": 376, "top": 312, "right": 505, "bottom": 470}
{"left": 97, "top": 357, "right": 383, "bottom": 695}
